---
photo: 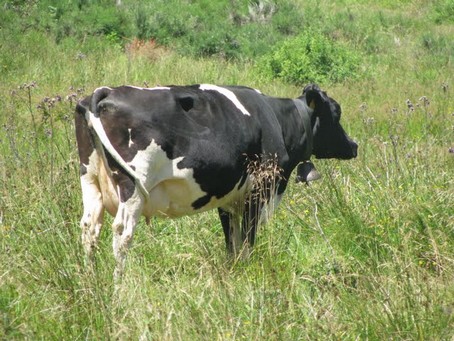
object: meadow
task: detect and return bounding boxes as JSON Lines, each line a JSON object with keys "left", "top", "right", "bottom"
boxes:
{"left": 0, "top": 0, "right": 453, "bottom": 339}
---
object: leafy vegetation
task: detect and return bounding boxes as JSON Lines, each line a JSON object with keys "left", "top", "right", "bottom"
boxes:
{"left": 258, "top": 31, "right": 360, "bottom": 84}
{"left": 0, "top": 0, "right": 453, "bottom": 340}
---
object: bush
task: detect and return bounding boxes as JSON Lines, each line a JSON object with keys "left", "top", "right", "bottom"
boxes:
{"left": 7, "top": 0, "right": 132, "bottom": 44}
{"left": 258, "top": 31, "right": 361, "bottom": 85}
{"left": 130, "top": 0, "right": 304, "bottom": 60}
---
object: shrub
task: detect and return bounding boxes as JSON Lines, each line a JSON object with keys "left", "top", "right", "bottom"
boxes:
{"left": 130, "top": 0, "right": 304, "bottom": 60}
{"left": 258, "top": 31, "right": 361, "bottom": 85}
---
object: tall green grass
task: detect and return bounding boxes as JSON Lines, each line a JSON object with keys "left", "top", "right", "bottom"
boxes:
{"left": 1, "top": 0, "right": 453, "bottom": 340}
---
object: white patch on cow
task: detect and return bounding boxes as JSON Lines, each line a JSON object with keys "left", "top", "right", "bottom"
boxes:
{"left": 111, "top": 185, "right": 144, "bottom": 282}
{"left": 86, "top": 149, "right": 118, "bottom": 217}
{"left": 126, "top": 85, "right": 171, "bottom": 91}
{"left": 80, "top": 150, "right": 113, "bottom": 257}
{"left": 128, "top": 128, "right": 134, "bottom": 147}
{"left": 199, "top": 84, "right": 251, "bottom": 116}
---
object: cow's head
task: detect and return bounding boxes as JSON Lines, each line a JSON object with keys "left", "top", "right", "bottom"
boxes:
{"left": 303, "top": 84, "right": 358, "bottom": 160}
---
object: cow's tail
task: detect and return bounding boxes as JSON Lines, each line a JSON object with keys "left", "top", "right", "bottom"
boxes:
{"left": 87, "top": 87, "right": 150, "bottom": 201}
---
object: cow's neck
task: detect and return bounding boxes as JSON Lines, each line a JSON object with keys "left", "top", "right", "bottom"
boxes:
{"left": 292, "top": 98, "right": 315, "bottom": 161}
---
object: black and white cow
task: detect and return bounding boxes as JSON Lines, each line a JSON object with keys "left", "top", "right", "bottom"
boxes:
{"left": 75, "top": 83, "right": 357, "bottom": 280}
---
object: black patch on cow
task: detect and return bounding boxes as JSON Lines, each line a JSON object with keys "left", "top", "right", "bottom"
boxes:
{"left": 178, "top": 95, "right": 194, "bottom": 112}
{"left": 192, "top": 194, "right": 212, "bottom": 210}
{"left": 90, "top": 87, "right": 111, "bottom": 117}
{"left": 105, "top": 150, "right": 136, "bottom": 202}
{"left": 75, "top": 95, "right": 95, "bottom": 167}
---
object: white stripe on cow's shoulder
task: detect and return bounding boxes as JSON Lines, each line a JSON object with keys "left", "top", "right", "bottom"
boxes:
{"left": 199, "top": 84, "right": 251, "bottom": 116}
{"left": 87, "top": 110, "right": 150, "bottom": 200}
{"left": 126, "top": 85, "right": 171, "bottom": 91}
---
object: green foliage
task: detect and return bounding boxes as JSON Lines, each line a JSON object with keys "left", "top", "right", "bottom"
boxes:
{"left": 4, "top": 0, "right": 131, "bottom": 44}
{"left": 129, "top": 0, "right": 304, "bottom": 59}
{"left": 421, "top": 32, "right": 454, "bottom": 61}
{"left": 432, "top": 0, "right": 454, "bottom": 24}
{"left": 258, "top": 31, "right": 361, "bottom": 85}
{"left": 2, "top": 0, "right": 306, "bottom": 59}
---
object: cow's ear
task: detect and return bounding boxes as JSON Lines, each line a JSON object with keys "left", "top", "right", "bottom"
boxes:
{"left": 178, "top": 95, "right": 195, "bottom": 112}
{"left": 302, "top": 83, "right": 322, "bottom": 111}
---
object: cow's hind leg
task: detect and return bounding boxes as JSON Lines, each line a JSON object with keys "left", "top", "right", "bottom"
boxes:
{"left": 111, "top": 173, "right": 144, "bottom": 283}
{"left": 80, "top": 172, "right": 104, "bottom": 261}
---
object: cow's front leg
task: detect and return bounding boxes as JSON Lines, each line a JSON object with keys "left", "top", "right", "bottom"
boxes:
{"left": 80, "top": 172, "right": 104, "bottom": 261}
{"left": 236, "top": 195, "right": 263, "bottom": 260}
{"left": 218, "top": 206, "right": 249, "bottom": 259}
{"left": 112, "top": 177, "right": 144, "bottom": 283}
{"left": 218, "top": 208, "right": 234, "bottom": 253}
{"left": 243, "top": 198, "right": 260, "bottom": 249}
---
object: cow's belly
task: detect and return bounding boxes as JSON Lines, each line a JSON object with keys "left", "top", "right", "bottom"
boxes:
{"left": 125, "top": 140, "right": 250, "bottom": 218}
{"left": 143, "top": 176, "right": 250, "bottom": 218}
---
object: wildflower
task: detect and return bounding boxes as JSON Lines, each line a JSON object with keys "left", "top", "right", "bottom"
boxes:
{"left": 66, "top": 93, "right": 77, "bottom": 102}
{"left": 363, "top": 117, "right": 375, "bottom": 125}
{"left": 406, "top": 99, "right": 414, "bottom": 112}
{"left": 418, "top": 96, "right": 430, "bottom": 107}
{"left": 359, "top": 102, "right": 367, "bottom": 112}
{"left": 19, "top": 81, "right": 37, "bottom": 90}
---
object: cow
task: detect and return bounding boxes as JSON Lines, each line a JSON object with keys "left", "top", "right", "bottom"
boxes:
{"left": 75, "top": 83, "right": 357, "bottom": 281}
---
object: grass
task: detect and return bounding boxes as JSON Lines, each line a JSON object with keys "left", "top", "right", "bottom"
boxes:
{"left": 1, "top": 0, "right": 453, "bottom": 340}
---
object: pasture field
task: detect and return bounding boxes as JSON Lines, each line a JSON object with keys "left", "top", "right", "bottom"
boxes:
{"left": 1, "top": 0, "right": 453, "bottom": 339}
